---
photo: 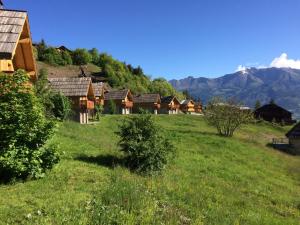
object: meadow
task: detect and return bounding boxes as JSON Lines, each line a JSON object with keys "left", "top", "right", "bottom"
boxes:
{"left": 0, "top": 115, "right": 299, "bottom": 225}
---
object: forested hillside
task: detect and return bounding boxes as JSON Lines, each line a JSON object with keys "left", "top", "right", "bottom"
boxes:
{"left": 34, "top": 40, "right": 185, "bottom": 99}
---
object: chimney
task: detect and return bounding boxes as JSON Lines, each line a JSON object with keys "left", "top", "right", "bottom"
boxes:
{"left": 0, "top": 0, "right": 3, "bottom": 9}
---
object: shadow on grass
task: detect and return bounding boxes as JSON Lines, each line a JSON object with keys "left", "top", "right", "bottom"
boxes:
{"left": 266, "top": 143, "right": 299, "bottom": 156}
{"left": 75, "top": 154, "right": 125, "bottom": 169}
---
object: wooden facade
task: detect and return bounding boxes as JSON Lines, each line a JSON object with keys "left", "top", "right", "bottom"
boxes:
{"left": 254, "top": 103, "right": 295, "bottom": 125}
{"left": 180, "top": 100, "right": 195, "bottom": 114}
{"left": 133, "top": 93, "right": 161, "bottom": 114}
{"left": 104, "top": 89, "right": 133, "bottom": 114}
{"left": 92, "top": 82, "right": 105, "bottom": 106}
{"left": 160, "top": 96, "right": 180, "bottom": 114}
{"left": 286, "top": 123, "right": 300, "bottom": 154}
{"left": 48, "top": 77, "right": 95, "bottom": 124}
{"left": 194, "top": 102, "right": 203, "bottom": 114}
{"left": 0, "top": 9, "right": 37, "bottom": 80}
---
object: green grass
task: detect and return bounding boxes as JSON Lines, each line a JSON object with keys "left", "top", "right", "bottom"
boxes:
{"left": 0, "top": 115, "right": 299, "bottom": 224}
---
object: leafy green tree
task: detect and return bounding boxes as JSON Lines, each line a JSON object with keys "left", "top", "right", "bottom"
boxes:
{"left": 270, "top": 99, "right": 275, "bottom": 105}
{"left": 94, "top": 104, "right": 104, "bottom": 121}
{"left": 34, "top": 68, "right": 54, "bottom": 115}
{"left": 36, "top": 39, "right": 47, "bottom": 61}
{"left": 0, "top": 70, "right": 59, "bottom": 181}
{"left": 89, "top": 48, "right": 100, "bottom": 65}
{"left": 107, "top": 99, "right": 117, "bottom": 114}
{"left": 61, "top": 50, "right": 73, "bottom": 65}
{"left": 50, "top": 92, "right": 72, "bottom": 120}
{"left": 43, "top": 47, "right": 65, "bottom": 66}
{"left": 255, "top": 100, "right": 261, "bottom": 110}
{"left": 117, "top": 113, "right": 175, "bottom": 175}
{"left": 205, "top": 97, "right": 253, "bottom": 137}
{"left": 72, "top": 48, "right": 92, "bottom": 65}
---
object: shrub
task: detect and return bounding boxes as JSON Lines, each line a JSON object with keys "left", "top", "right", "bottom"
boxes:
{"left": 0, "top": 70, "right": 59, "bottom": 181}
{"left": 205, "top": 97, "right": 253, "bottom": 137}
{"left": 34, "top": 68, "right": 54, "bottom": 116}
{"left": 50, "top": 92, "right": 72, "bottom": 120}
{"left": 107, "top": 99, "right": 117, "bottom": 114}
{"left": 94, "top": 104, "right": 104, "bottom": 121}
{"left": 117, "top": 113, "right": 175, "bottom": 175}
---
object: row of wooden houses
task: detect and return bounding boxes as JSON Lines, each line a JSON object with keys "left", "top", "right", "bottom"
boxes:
{"left": 1, "top": 7, "right": 299, "bottom": 153}
{"left": 48, "top": 77, "right": 203, "bottom": 123}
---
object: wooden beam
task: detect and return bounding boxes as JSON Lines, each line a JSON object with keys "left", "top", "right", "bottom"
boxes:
{"left": 19, "top": 38, "right": 31, "bottom": 44}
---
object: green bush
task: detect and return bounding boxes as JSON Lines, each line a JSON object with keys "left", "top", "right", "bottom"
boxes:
{"left": 94, "top": 104, "right": 104, "bottom": 121}
{"left": 43, "top": 47, "right": 65, "bottom": 66}
{"left": 117, "top": 113, "right": 175, "bottom": 175}
{"left": 50, "top": 92, "right": 72, "bottom": 120}
{"left": 107, "top": 99, "right": 117, "bottom": 114}
{"left": 0, "top": 70, "right": 59, "bottom": 181}
{"left": 72, "top": 48, "right": 92, "bottom": 65}
{"left": 34, "top": 68, "right": 54, "bottom": 116}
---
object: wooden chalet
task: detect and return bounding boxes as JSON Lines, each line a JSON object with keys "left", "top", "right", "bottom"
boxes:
{"left": 160, "top": 96, "right": 180, "bottom": 114}
{"left": 104, "top": 89, "right": 133, "bottom": 114}
{"left": 194, "top": 102, "right": 203, "bottom": 114}
{"left": 92, "top": 82, "right": 105, "bottom": 106}
{"left": 180, "top": 99, "right": 195, "bottom": 114}
{"left": 0, "top": 9, "right": 37, "bottom": 80}
{"left": 48, "top": 77, "right": 95, "bottom": 124}
{"left": 286, "top": 123, "right": 300, "bottom": 153}
{"left": 254, "top": 103, "right": 295, "bottom": 125}
{"left": 133, "top": 93, "right": 161, "bottom": 114}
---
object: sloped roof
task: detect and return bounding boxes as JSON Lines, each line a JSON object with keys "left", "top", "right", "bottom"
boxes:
{"left": 181, "top": 99, "right": 194, "bottom": 105}
{"left": 104, "top": 89, "right": 131, "bottom": 101}
{"left": 48, "top": 77, "right": 92, "bottom": 97}
{"left": 286, "top": 123, "right": 300, "bottom": 138}
{"left": 255, "top": 104, "right": 292, "bottom": 115}
{"left": 161, "top": 96, "right": 180, "bottom": 104}
{"left": 133, "top": 93, "right": 160, "bottom": 103}
{"left": 0, "top": 9, "right": 27, "bottom": 59}
{"left": 92, "top": 82, "right": 104, "bottom": 97}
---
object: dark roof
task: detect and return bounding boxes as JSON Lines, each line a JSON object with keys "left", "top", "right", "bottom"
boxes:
{"left": 133, "top": 94, "right": 160, "bottom": 103}
{"left": 48, "top": 77, "right": 92, "bottom": 97}
{"left": 92, "top": 83, "right": 104, "bottom": 97}
{"left": 0, "top": 9, "right": 27, "bottom": 59}
{"left": 104, "top": 89, "right": 131, "bottom": 101}
{"left": 161, "top": 96, "right": 180, "bottom": 104}
{"left": 286, "top": 123, "right": 300, "bottom": 138}
{"left": 255, "top": 104, "right": 292, "bottom": 115}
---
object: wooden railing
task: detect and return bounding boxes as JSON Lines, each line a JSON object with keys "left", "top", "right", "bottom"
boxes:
{"left": 272, "top": 138, "right": 289, "bottom": 145}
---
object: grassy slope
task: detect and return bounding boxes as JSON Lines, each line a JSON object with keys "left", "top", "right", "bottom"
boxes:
{"left": 0, "top": 116, "right": 299, "bottom": 224}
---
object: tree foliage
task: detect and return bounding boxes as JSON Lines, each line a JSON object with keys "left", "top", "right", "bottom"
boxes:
{"left": 255, "top": 100, "right": 261, "bottom": 110}
{"left": 205, "top": 97, "right": 253, "bottom": 137}
{"left": 50, "top": 92, "right": 72, "bottom": 120}
{"left": 35, "top": 40, "right": 184, "bottom": 98}
{"left": 72, "top": 48, "right": 92, "bottom": 65}
{"left": 117, "top": 113, "right": 175, "bottom": 175}
{"left": 0, "top": 70, "right": 59, "bottom": 181}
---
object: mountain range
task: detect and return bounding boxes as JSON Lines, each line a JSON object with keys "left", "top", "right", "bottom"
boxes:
{"left": 169, "top": 67, "right": 300, "bottom": 119}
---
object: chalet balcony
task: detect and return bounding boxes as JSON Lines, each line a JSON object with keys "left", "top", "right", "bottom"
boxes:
{"left": 80, "top": 100, "right": 95, "bottom": 110}
{"left": 122, "top": 101, "right": 133, "bottom": 108}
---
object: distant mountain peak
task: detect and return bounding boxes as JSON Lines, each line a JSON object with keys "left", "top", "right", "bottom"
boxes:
{"left": 169, "top": 67, "right": 300, "bottom": 118}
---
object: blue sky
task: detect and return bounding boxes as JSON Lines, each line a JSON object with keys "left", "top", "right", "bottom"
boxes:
{"left": 5, "top": 0, "right": 300, "bottom": 79}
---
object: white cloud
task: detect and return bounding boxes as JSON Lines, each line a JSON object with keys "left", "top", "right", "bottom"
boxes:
{"left": 270, "top": 53, "right": 300, "bottom": 69}
{"left": 235, "top": 53, "right": 300, "bottom": 72}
